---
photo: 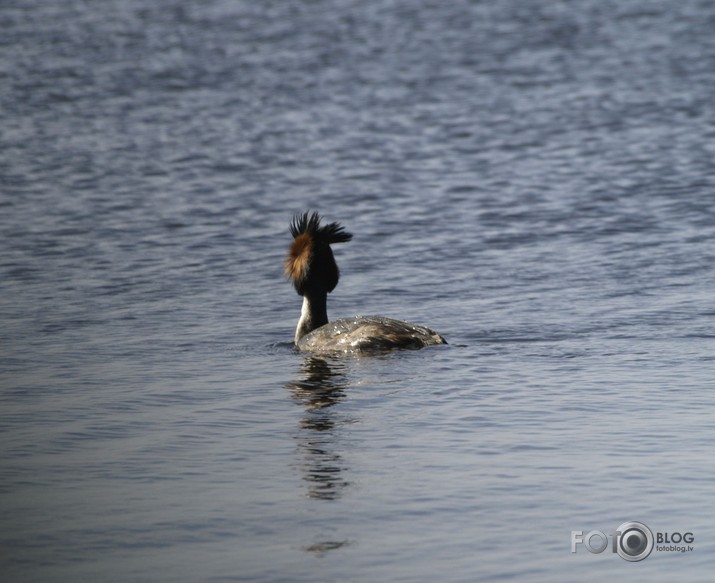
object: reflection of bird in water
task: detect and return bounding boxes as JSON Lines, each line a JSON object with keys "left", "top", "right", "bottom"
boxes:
{"left": 287, "top": 356, "right": 352, "bottom": 501}
{"left": 284, "top": 211, "right": 447, "bottom": 353}
{"left": 290, "top": 357, "right": 347, "bottom": 414}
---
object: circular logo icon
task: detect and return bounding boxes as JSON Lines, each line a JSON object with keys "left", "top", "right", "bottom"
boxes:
{"left": 616, "top": 521, "right": 654, "bottom": 562}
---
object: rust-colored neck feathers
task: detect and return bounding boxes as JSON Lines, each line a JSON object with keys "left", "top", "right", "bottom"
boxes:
{"left": 285, "top": 233, "right": 313, "bottom": 287}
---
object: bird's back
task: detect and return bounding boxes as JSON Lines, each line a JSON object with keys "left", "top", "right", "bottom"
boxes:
{"left": 296, "top": 315, "right": 447, "bottom": 353}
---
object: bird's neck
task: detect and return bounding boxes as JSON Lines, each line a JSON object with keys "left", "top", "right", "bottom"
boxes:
{"left": 295, "top": 292, "right": 328, "bottom": 343}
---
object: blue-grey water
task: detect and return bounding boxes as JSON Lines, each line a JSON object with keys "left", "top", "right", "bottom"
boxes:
{"left": 2, "top": 0, "right": 715, "bottom": 581}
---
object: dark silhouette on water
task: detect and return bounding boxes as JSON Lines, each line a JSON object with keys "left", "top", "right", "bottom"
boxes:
{"left": 285, "top": 211, "right": 446, "bottom": 353}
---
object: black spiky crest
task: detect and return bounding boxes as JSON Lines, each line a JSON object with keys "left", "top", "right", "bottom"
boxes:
{"left": 289, "top": 211, "right": 353, "bottom": 245}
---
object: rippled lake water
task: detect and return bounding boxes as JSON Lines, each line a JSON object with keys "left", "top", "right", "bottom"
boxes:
{"left": 2, "top": 0, "right": 715, "bottom": 581}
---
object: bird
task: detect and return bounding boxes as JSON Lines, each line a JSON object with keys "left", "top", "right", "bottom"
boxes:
{"left": 284, "top": 211, "right": 446, "bottom": 353}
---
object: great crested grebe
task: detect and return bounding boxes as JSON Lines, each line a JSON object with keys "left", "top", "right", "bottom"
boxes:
{"left": 284, "top": 211, "right": 447, "bottom": 353}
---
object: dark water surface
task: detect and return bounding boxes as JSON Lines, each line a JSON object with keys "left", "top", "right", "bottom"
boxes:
{"left": 2, "top": 0, "right": 715, "bottom": 581}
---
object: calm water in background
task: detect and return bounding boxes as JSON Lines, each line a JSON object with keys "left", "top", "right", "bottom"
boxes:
{"left": 2, "top": 0, "right": 715, "bottom": 580}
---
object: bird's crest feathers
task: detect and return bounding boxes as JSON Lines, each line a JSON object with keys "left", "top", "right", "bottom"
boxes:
{"left": 284, "top": 211, "right": 352, "bottom": 295}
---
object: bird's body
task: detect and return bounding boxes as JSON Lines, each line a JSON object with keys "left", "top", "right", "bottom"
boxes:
{"left": 296, "top": 315, "right": 445, "bottom": 353}
{"left": 285, "top": 212, "right": 446, "bottom": 353}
